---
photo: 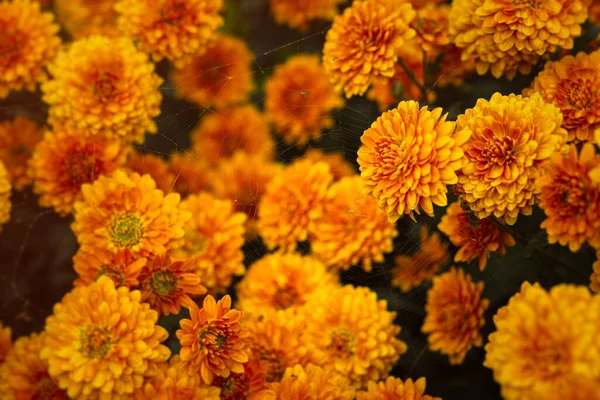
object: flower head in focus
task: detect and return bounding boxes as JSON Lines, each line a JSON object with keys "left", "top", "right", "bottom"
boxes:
{"left": 54, "top": 0, "right": 118, "bottom": 37}
{"left": 0, "top": 161, "right": 12, "bottom": 232}
{"left": 356, "top": 377, "right": 441, "bottom": 400}
{"left": 167, "top": 152, "right": 213, "bottom": 197}
{"left": 304, "top": 149, "right": 355, "bottom": 181}
{"left": 73, "top": 248, "right": 147, "bottom": 288}
{"left": 270, "top": 363, "right": 356, "bottom": 400}
{"left": 126, "top": 150, "right": 176, "bottom": 194}
{"left": 213, "top": 359, "right": 275, "bottom": 400}
{"left": 0, "top": 117, "right": 43, "bottom": 190}
{"left": 270, "top": 0, "right": 346, "bottom": 31}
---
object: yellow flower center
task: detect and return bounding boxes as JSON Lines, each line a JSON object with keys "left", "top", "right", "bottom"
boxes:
{"left": 80, "top": 327, "right": 113, "bottom": 358}
{"left": 328, "top": 328, "right": 355, "bottom": 359}
{"left": 109, "top": 213, "right": 144, "bottom": 249}
{"left": 149, "top": 270, "right": 177, "bottom": 295}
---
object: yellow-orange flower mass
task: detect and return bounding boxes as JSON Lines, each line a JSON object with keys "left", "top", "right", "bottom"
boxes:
{"left": 323, "top": 0, "right": 416, "bottom": 98}
{"left": 356, "top": 377, "right": 441, "bottom": 400}
{"left": 212, "top": 359, "right": 275, "bottom": 400}
{"left": 167, "top": 152, "right": 213, "bottom": 197}
{"left": 54, "top": 0, "right": 118, "bottom": 37}
{"left": 41, "top": 276, "right": 171, "bottom": 399}
{"left": 0, "top": 117, "right": 43, "bottom": 190}
{"left": 269, "top": 0, "right": 346, "bottom": 31}
{"left": 126, "top": 150, "right": 176, "bottom": 194}
{"left": 304, "top": 149, "right": 356, "bottom": 182}
{"left": 73, "top": 248, "right": 146, "bottom": 288}
{"left": 270, "top": 363, "right": 356, "bottom": 400}
{"left": 592, "top": 251, "right": 600, "bottom": 294}
{"left": 0, "top": 161, "right": 12, "bottom": 232}
{"left": 455, "top": 93, "right": 567, "bottom": 225}
{"left": 42, "top": 35, "right": 163, "bottom": 144}
{"left": 358, "top": 101, "right": 471, "bottom": 223}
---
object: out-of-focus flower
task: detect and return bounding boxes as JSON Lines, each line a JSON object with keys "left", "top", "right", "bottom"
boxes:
{"left": 304, "top": 149, "right": 355, "bottom": 181}
{"left": 537, "top": 144, "right": 600, "bottom": 252}
{"left": 323, "top": 0, "right": 416, "bottom": 98}
{"left": 392, "top": 227, "right": 450, "bottom": 292}
{"left": 358, "top": 101, "right": 470, "bottom": 222}
{"left": 73, "top": 248, "right": 146, "bottom": 288}
{"left": 0, "top": 117, "right": 43, "bottom": 190}
{"left": 0, "top": 0, "right": 61, "bottom": 98}
{"left": 172, "top": 34, "right": 254, "bottom": 109}
{"left": 191, "top": 106, "right": 274, "bottom": 166}
{"left": 30, "top": 126, "right": 128, "bottom": 216}
{"left": 434, "top": 45, "right": 476, "bottom": 88}
{"left": 413, "top": 4, "right": 450, "bottom": 57}
{"left": 407, "top": 0, "right": 445, "bottom": 8}
{"left": 213, "top": 359, "right": 275, "bottom": 400}
{"left": 126, "top": 150, "right": 176, "bottom": 194}
{"left": 115, "top": 0, "right": 224, "bottom": 68}
{"left": 265, "top": 55, "right": 343, "bottom": 146}
{"left": 0, "top": 322, "right": 11, "bottom": 363}
{"left": 591, "top": 3, "right": 600, "bottom": 24}
{"left": 422, "top": 267, "right": 489, "bottom": 364}
{"left": 591, "top": 251, "right": 600, "bottom": 293}
{"left": 485, "top": 282, "right": 600, "bottom": 400}
{"left": 72, "top": 170, "right": 190, "bottom": 258}
{"left": 270, "top": 363, "right": 356, "bottom": 400}
{"left": 524, "top": 50, "right": 600, "bottom": 143}
{"left": 357, "top": 377, "right": 441, "bottom": 400}
{"left": 535, "top": 377, "right": 600, "bottom": 400}
{"left": 54, "top": 0, "right": 118, "bottom": 37}
{"left": 41, "top": 276, "right": 171, "bottom": 399}
{"left": 177, "top": 294, "right": 251, "bottom": 385}
{"left": 310, "top": 176, "right": 397, "bottom": 271}
{"left": 257, "top": 159, "right": 333, "bottom": 252}
{"left": 42, "top": 36, "right": 163, "bottom": 144}
{"left": 269, "top": 0, "right": 346, "bottom": 31}
{"left": 0, "top": 161, "right": 12, "bottom": 232}
{"left": 167, "top": 152, "right": 212, "bottom": 197}
{"left": 438, "top": 202, "right": 515, "bottom": 270}
{"left": 455, "top": 93, "right": 567, "bottom": 225}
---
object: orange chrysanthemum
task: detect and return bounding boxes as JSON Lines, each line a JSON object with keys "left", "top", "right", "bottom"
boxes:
{"left": 484, "top": 282, "right": 600, "bottom": 400}
{"left": 356, "top": 377, "right": 441, "bottom": 400}
{"left": 269, "top": 0, "right": 346, "bottom": 31}
{"left": 434, "top": 45, "right": 476, "bottom": 88}
{"left": 309, "top": 176, "right": 398, "bottom": 271}
{"left": 42, "top": 35, "right": 163, "bottom": 143}
{"left": 358, "top": 100, "right": 471, "bottom": 223}
{"left": 591, "top": 3, "right": 600, "bottom": 24}
{"left": 172, "top": 34, "right": 254, "bottom": 109}
{"left": 168, "top": 152, "right": 212, "bottom": 197}
{"left": 591, "top": 252, "right": 600, "bottom": 293}
{"left": 455, "top": 93, "right": 567, "bottom": 225}
{"left": 0, "top": 0, "right": 61, "bottom": 98}
{"left": 392, "top": 227, "right": 450, "bottom": 292}
{"left": 257, "top": 159, "right": 333, "bottom": 252}
{"left": 422, "top": 267, "right": 489, "bottom": 365}
{"left": 0, "top": 322, "right": 12, "bottom": 363}
{"left": 0, "top": 117, "right": 43, "bottom": 190}
{"left": 54, "top": 0, "right": 118, "bottom": 37}
{"left": 323, "top": 0, "right": 416, "bottom": 98}
{"left": 0, "top": 161, "right": 12, "bottom": 232}
{"left": 213, "top": 359, "right": 275, "bottom": 400}
{"left": 72, "top": 170, "right": 190, "bottom": 258}
{"left": 413, "top": 4, "right": 450, "bottom": 57}
{"left": 177, "top": 295, "right": 251, "bottom": 385}
{"left": 126, "top": 150, "right": 176, "bottom": 194}
{"left": 265, "top": 54, "right": 343, "bottom": 146}
{"left": 41, "top": 276, "right": 171, "bottom": 399}
{"left": 438, "top": 202, "right": 515, "bottom": 270}
{"left": 115, "top": 0, "right": 224, "bottom": 68}
{"left": 30, "top": 126, "right": 128, "bottom": 216}
{"left": 270, "top": 363, "right": 356, "bottom": 400}
{"left": 73, "top": 248, "right": 147, "bottom": 288}
{"left": 524, "top": 50, "right": 600, "bottom": 143}
{"left": 304, "top": 149, "right": 355, "bottom": 181}
{"left": 191, "top": 106, "right": 274, "bottom": 166}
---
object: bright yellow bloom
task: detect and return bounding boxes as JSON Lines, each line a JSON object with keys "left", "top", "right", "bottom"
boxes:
{"left": 358, "top": 101, "right": 471, "bottom": 222}
{"left": 310, "top": 176, "right": 398, "bottom": 271}
{"left": 270, "top": 363, "right": 356, "bottom": 400}
{"left": 0, "top": 117, "right": 43, "bottom": 190}
{"left": 356, "top": 377, "right": 441, "bottom": 400}
{"left": 213, "top": 359, "right": 275, "bottom": 400}
{"left": 115, "top": 0, "right": 224, "bottom": 68}
{"left": 323, "top": 0, "right": 416, "bottom": 98}
{"left": 167, "top": 152, "right": 213, "bottom": 198}
{"left": 269, "top": 0, "right": 346, "bottom": 31}
{"left": 0, "top": 161, "right": 12, "bottom": 232}
{"left": 126, "top": 150, "right": 176, "bottom": 194}
{"left": 54, "top": 0, "right": 118, "bottom": 37}
{"left": 73, "top": 248, "right": 147, "bottom": 288}
{"left": 0, "top": 0, "right": 61, "bottom": 98}
{"left": 41, "top": 276, "right": 171, "bottom": 399}
{"left": 0, "top": 322, "right": 12, "bottom": 364}
{"left": 304, "top": 149, "right": 355, "bottom": 181}
{"left": 456, "top": 93, "right": 567, "bottom": 225}
{"left": 42, "top": 35, "right": 163, "bottom": 144}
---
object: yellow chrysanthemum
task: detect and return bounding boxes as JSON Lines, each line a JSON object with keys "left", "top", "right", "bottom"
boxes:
{"left": 310, "top": 176, "right": 398, "bottom": 272}
{"left": 167, "top": 152, "right": 213, "bottom": 197}
{"left": 591, "top": 252, "right": 600, "bottom": 293}
{"left": 484, "top": 282, "right": 600, "bottom": 400}
{"left": 42, "top": 35, "right": 163, "bottom": 143}
{"left": 73, "top": 248, "right": 147, "bottom": 288}
{"left": 257, "top": 159, "right": 333, "bottom": 252}
{"left": 265, "top": 54, "right": 344, "bottom": 146}
{"left": 0, "top": 322, "right": 12, "bottom": 364}
{"left": 72, "top": 170, "right": 190, "bottom": 258}
{"left": 0, "top": 161, "right": 12, "bottom": 232}
{"left": 358, "top": 100, "right": 471, "bottom": 223}
{"left": 422, "top": 267, "right": 489, "bottom": 365}
{"left": 356, "top": 377, "right": 441, "bottom": 400}
{"left": 115, "top": 0, "right": 224, "bottom": 68}
{"left": 455, "top": 93, "right": 567, "bottom": 225}
{"left": 54, "top": 0, "right": 118, "bottom": 37}
{"left": 323, "top": 0, "right": 416, "bottom": 98}
{"left": 269, "top": 0, "right": 346, "bottom": 31}
{"left": 0, "top": 117, "right": 43, "bottom": 190}
{"left": 30, "top": 126, "right": 128, "bottom": 216}
{"left": 172, "top": 34, "right": 254, "bottom": 109}
{"left": 270, "top": 363, "right": 356, "bottom": 400}
{"left": 213, "top": 359, "right": 275, "bottom": 400}
{"left": 304, "top": 149, "right": 355, "bottom": 181}
{"left": 391, "top": 227, "right": 450, "bottom": 292}
{"left": 0, "top": 0, "right": 61, "bottom": 98}
{"left": 41, "top": 276, "right": 171, "bottom": 399}
{"left": 126, "top": 150, "right": 176, "bottom": 194}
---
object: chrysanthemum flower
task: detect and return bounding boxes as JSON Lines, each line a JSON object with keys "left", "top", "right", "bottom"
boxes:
{"left": 0, "top": 161, "right": 12, "bottom": 232}
{"left": 323, "top": 0, "right": 416, "bottom": 98}
{"left": 73, "top": 248, "right": 146, "bottom": 288}
{"left": 537, "top": 144, "right": 600, "bottom": 252}
{"left": 309, "top": 176, "right": 398, "bottom": 271}
{"left": 438, "top": 202, "right": 515, "bottom": 270}
{"left": 0, "top": 322, "right": 12, "bottom": 363}
{"left": 591, "top": 3, "right": 600, "bottom": 24}
{"left": 173, "top": 192, "right": 246, "bottom": 293}
{"left": 54, "top": 0, "right": 118, "bottom": 37}
{"left": 356, "top": 377, "right": 440, "bottom": 400}
{"left": 434, "top": 45, "right": 476, "bottom": 88}
{"left": 0, "top": 0, "right": 61, "bottom": 99}
{"left": 270, "top": 363, "right": 356, "bottom": 400}
{"left": 30, "top": 126, "right": 128, "bottom": 216}
{"left": 269, "top": 0, "right": 346, "bottom": 31}
{"left": 524, "top": 50, "right": 600, "bottom": 143}
{"left": 422, "top": 267, "right": 489, "bottom": 364}
{"left": 0, "top": 117, "right": 43, "bottom": 190}
{"left": 304, "top": 285, "right": 407, "bottom": 387}
{"left": 392, "top": 227, "right": 450, "bottom": 292}
{"left": 304, "top": 149, "right": 355, "bottom": 181}
{"left": 72, "top": 170, "right": 190, "bottom": 258}
{"left": 265, "top": 55, "right": 343, "bottom": 146}
{"left": 236, "top": 253, "right": 339, "bottom": 314}
{"left": 484, "top": 282, "right": 600, "bottom": 400}
{"left": 535, "top": 376, "right": 600, "bottom": 400}
{"left": 413, "top": 4, "right": 450, "bottom": 57}
{"left": 172, "top": 34, "right": 254, "bottom": 109}
{"left": 168, "top": 152, "right": 212, "bottom": 197}
{"left": 191, "top": 106, "right": 274, "bottom": 166}
{"left": 213, "top": 359, "right": 275, "bottom": 400}
{"left": 257, "top": 159, "right": 333, "bottom": 252}
{"left": 177, "top": 294, "right": 251, "bottom": 385}
{"left": 455, "top": 93, "right": 567, "bottom": 225}
{"left": 591, "top": 252, "right": 600, "bottom": 293}
{"left": 358, "top": 100, "right": 471, "bottom": 223}
{"left": 42, "top": 35, "right": 163, "bottom": 143}
{"left": 115, "top": 0, "right": 224, "bottom": 68}
{"left": 41, "top": 276, "right": 171, "bottom": 399}
{"left": 126, "top": 150, "right": 176, "bottom": 194}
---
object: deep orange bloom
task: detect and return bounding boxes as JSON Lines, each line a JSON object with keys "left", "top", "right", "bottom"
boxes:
{"left": 269, "top": 0, "right": 346, "bottom": 31}
{"left": 304, "top": 149, "right": 355, "bottom": 181}
{"left": 0, "top": 322, "right": 12, "bottom": 364}
{"left": 126, "top": 150, "right": 176, "bottom": 194}
{"left": 591, "top": 3, "right": 600, "bottom": 24}
{"left": 73, "top": 248, "right": 147, "bottom": 288}
{"left": 412, "top": 4, "right": 450, "bottom": 57}
{"left": 54, "top": 0, "right": 118, "bottom": 36}
{"left": 0, "top": 117, "right": 43, "bottom": 190}
{"left": 357, "top": 377, "right": 441, "bottom": 400}
{"left": 270, "top": 363, "right": 356, "bottom": 399}
{"left": 167, "top": 152, "right": 213, "bottom": 197}
{"left": 213, "top": 359, "right": 275, "bottom": 400}
{"left": 0, "top": 161, "right": 12, "bottom": 232}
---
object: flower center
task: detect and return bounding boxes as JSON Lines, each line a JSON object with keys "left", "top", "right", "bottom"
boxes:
{"left": 198, "top": 323, "right": 230, "bottom": 354}
{"left": 327, "top": 328, "right": 355, "bottom": 359}
{"left": 255, "top": 346, "right": 285, "bottom": 382}
{"left": 95, "top": 266, "right": 125, "bottom": 287}
{"left": 80, "top": 327, "right": 113, "bottom": 358}
{"left": 272, "top": 285, "right": 298, "bottom": 309}
{"left": 108, "top": 213, "right": 144, "bottom": 249}
{"left": 0, "top": 25, "right": 19, "bottom": 58}
{"left": 184, "top": 230, "right": 207, "bottom": 255}
{"left": 510, "top": 0, "right": 542, "bottom": 9}
{"left": 65, "top": 152, "right": 99, "bottom": 185}
{"left": 214, "top": 373, "right": 250, "bottom": 400}
{"left": 149, "top": 270, "right": 177, "bottom": 295}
